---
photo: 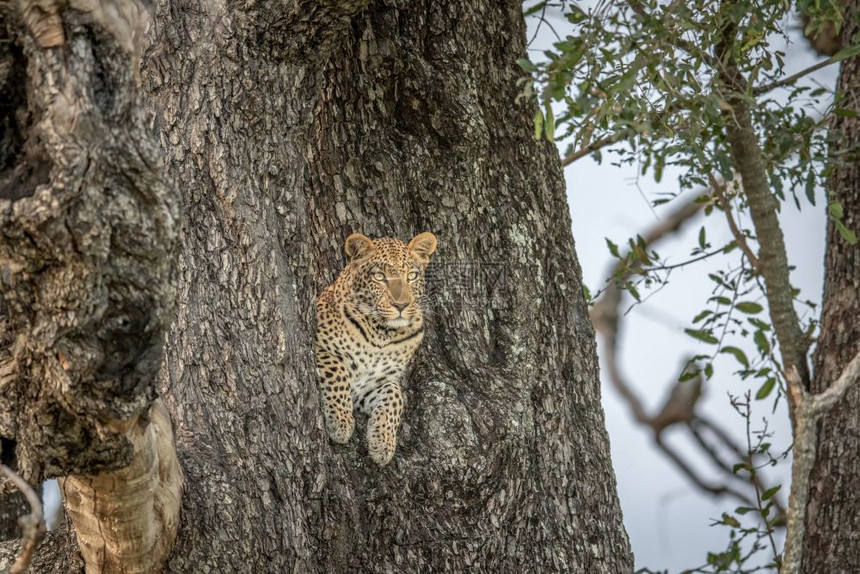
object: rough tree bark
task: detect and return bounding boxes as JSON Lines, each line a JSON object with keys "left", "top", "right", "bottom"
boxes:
{"left": 0, "top": 490, "right": 28, "bottom": 542}
{"left": 802, "top": 1, "right": 860, "bottom": 570}
{"left": 0, "top": 0, "right": 182, "bottom": 572}
{"left": 3, "top": 0, "right": 633, "bottom": 572}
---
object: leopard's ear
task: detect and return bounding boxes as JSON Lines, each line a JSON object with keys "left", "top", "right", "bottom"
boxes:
{"left": 345, "top": 233, "right": 374, "bottom": 261}
{"left": 408, "top": 232, "right": 437, "bottom": 262}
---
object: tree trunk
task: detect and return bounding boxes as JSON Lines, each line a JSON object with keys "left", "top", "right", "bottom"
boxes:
{"left": 802, "top": 1, "right": 860, "bottom": 571}
{"left": 1, "top": 0, "right": 182, "bottom": 571}
{"left": 0, "top": 303, "right": 27, "bottom": 543}
{"left": 3, "top": 0, "right": 633, "bottom": 572}
{"left": 0, "top": 490, "right": 29, "bottom": 542}
{"left": 144, "top": 1, "right": 632, "bottom": 571}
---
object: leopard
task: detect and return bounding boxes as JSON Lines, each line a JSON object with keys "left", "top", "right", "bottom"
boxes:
{"left": 315, "top": 231, "right": 438, "bottom": 466}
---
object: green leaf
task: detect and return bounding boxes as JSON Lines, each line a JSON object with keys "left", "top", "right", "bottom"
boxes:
{"left": 704, "top": 362, "right": 714, "bottom": 379}
{"left": 627, "top": 282, "right": 641, "bottom": 302}
{"left": 517, "top": 58, "right": 538, "bottom": 73}
{"left": 756, "top": 378, "right": 777, "bottom": 400}
{"left": 654, "top": 154, "right": 664, "bottom": 183}
{"left": 565, "top": 5, "right": 586, "bottom": 23}
{"left": 523, "top": 1, "right": 547, "bottom": 17}
{"left": 679, "top": 370, "right": 699, "bottom": 382}
{"left": 544, "top": 104, "right": 555, "bottom": 142}
{"left": 685, "top": 328, "right": 719, "bottom": 345}
{"left": 833, "top": 108, "right": 859, "bottom": 118}
{"left": 632, "top": 244, "right": 650, "bottom": 265}
{"left": 754, "top": 330, "right": 771, "bottom": 354}
{"left": 721, "top": 346, "right": 750, "bottom": 368}
{"left": 721, "top": 513, "right": 741, "bottom": 528}
{"left": 698, "top": 226, "right": 707, "bottom": 249}
{"left": 692, "top": 309, "right": 712, "bottom": 323}
{"left": 605, "top": 238, "right": 620, "bottom": 258}
{"left": 733, "top": 463, "right": 751, "bottom": 475}
{"left": 832, "top": 43, "right": 860, "bottom": 63}
{"left": 736, "top": 301, "right": 763, "bottom": 314}
{"left": 761, "top": 485, "right": 781, "bottom": 501}
{"left": 533, "top": 109, "right": 543, "bottom": 140}
{"left": 835, "top": 219, "right": 858, "bottom": 245}
{"left": 735, "top": 506, "right": 757, "bottom": 515}
{"left": 805, "top": 171, "right": 816, "bottom": 206}
{"left": 829, "top": 201, "right": 844, "bottom": 218}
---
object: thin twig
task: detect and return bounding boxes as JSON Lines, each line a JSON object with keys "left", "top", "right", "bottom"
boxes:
{"left": 646, "top": 246, "right": 728, "bottom": 272}
{"left": 741, "top": 392, "right": 780, "bottom": 564}
{"left": 527, "top": 1, "right": 548, "bottom": 47}
{"left": 654, "top": 432, "right": 758, "bottom": 506}
{"left": 561, "top": 133, "right": 625, "bottom": 167}
{"left": 693, "top": 417, "right": 787, "bottom": 524}
{"left": 0, "top": 465, "right": 46, "bottom": 574}
{"left": 753, "top": 55, "right": 841, "bottom": 96}
{"left": 709, "top": 174, "right": 760, "bottom": 269}
{"left": 590, "top": 183, "right": 788, "bottom": 514}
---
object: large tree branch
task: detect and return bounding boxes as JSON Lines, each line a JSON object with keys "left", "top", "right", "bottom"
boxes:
{"left": 0, "top": 1, "right": 182, "bottom": 571}
{"left": 712, "top": 3, "right": 849, "bottom": 569}
{"left": 60, "top": 400, "right": 182, "bottom": 574}
{"left": 782, "top": 351, "right": 860, "bottom": 573}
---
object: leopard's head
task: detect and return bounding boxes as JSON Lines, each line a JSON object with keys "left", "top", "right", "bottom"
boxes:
{"left": 344, "top": 232, "right": 437, "bottom": 328}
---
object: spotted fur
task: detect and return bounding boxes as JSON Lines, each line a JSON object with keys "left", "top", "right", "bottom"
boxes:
{"left": 316, "top": 232, "right": 438, "bottom": 465}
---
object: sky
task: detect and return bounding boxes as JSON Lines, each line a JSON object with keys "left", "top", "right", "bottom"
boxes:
{"left": 527, "top": 4, "right": 838, "bottom": 571}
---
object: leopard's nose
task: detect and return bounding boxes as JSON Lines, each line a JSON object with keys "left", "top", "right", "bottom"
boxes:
{"left": 391, "top": 301, "right": 408, "bottom": 312}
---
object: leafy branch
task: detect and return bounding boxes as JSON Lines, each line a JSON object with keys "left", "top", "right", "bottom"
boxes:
{"left": 522, "top": 0, "right": 860, "bottom": 569}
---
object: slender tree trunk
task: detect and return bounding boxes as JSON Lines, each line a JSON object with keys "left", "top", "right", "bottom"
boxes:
{"left": 802, "top": 2, "right": 860, "bottom": 571}
{"left": 3, "top": 0, "right": 633, "bottom": 571}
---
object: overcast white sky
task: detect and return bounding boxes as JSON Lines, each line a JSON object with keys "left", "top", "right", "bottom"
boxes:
{"left": 527, "top": 5, "right": 838, "bottom": 571}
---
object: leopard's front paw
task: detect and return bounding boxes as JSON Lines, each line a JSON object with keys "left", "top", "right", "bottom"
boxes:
{"left": 325, "top": 411, "right": 355, "bottom": 444}
{"left": 368, "top": 436, "right": 396, "bottom": 466}
{"left": 367, "top": 410, "right": 397, "bottom": 466}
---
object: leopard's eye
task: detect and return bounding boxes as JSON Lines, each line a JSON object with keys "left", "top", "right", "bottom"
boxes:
{"left": 372, "top": 271, "right": 386, "bottom": 282}
{"left": 407, "top": 270, "right": 419, "bottom": 281}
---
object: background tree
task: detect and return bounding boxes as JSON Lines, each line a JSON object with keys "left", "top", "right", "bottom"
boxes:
{"left": 0, "top": 0, "right": 633, "bottom": 572}
{"left": 802, "top": 1, "right": 860, "bottom": 570}
{"left": 521, "top": 0, "right": 860, "bottom": 571}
